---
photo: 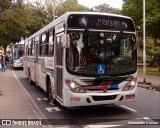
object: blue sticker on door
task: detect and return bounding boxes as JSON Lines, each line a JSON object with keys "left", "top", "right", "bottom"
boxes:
{"left": 97, "top": 64, "right": 106, "bottom": 75}
{"left": 51, "top": 69, "right": 54, "bottom": 77}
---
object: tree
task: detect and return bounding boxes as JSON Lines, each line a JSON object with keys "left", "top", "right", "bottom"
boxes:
{"left": 145, "top": 0, "right": 160, "bottom": 44}
{"left": 121, "top": 0, "right": 160, "bottom": 67}
{"left": 0, "top": 1, "right": 35, "bottom": 47}
{"left": 121, "top": 0, "right": 160, "bottom": 40}
{"left": 154, "top": 46, "right": 160, "bottom": 71}
{"left": 121, "top": 0, "right": 142, "bottom": 34}
{"left": 56, "top": 0, "right": 89, "bottom": 17}
{"left": 90, "top": 3, "right": 120, "bottom": 14}
{"left": 0, "top": 0, "right": 51, "bottom": 49}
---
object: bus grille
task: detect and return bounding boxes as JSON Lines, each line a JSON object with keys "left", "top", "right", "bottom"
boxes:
{"left": 92, "top": 95, "right": 117, "bottom": 101}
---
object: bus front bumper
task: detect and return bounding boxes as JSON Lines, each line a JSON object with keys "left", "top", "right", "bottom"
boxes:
{"left": 13, "top": 63, "right": 23, "bottom": 68}
{"left": 63, "top": 88, "right": 137, "bottom": 107}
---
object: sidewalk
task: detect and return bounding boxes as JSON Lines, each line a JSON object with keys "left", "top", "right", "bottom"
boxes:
{"left": 0, "top": 69, "right": 52, "bottom": 128}
{"left": 137, "top": 72, "right": 160, "bottom": 91}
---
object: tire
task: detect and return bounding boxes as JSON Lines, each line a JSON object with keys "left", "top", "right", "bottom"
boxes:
{"left": 48, "top": 80, "right": 56, "bottom": 104}
{"left": 28, "top": 70, "right": 34, "bottom": 85}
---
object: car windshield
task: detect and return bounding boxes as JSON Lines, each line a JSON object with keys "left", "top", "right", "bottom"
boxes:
{"left": 66, "top": 31, "right": 137, "bottom": 76}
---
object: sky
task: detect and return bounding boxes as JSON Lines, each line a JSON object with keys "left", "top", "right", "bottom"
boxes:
{"left": 78, "top": 0, "right": 123, "bottom": 9}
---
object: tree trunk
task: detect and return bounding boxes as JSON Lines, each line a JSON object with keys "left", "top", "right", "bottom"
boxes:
{"left": 154, "top": 38, "right": 158, "bottom": 47}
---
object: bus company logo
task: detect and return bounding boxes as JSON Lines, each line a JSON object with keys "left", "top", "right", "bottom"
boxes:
{"left": 2, "top": 120, "right": 11, "bottom": 125}
{"left": 47, "top": 60, "right": 53, "bottom": 67}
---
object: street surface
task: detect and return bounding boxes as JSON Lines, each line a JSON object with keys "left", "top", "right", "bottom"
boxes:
{"left": 12, "top": 69, "right": 160, "bottom": 128}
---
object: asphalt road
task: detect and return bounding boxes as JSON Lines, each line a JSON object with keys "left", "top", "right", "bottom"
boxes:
{"left": 12, "top": 69, "right": 160, "bottom": 128}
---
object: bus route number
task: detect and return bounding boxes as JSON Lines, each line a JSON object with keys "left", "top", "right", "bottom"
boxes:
{"left": 70, "top": 97, "right": 81, "bottom": 102}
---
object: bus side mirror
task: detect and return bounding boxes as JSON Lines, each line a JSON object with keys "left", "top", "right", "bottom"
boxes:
{"left": 62, "top": 34, "right": 70, "bottom": 48}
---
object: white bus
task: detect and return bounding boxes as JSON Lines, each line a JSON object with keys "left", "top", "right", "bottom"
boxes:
{"left": 12, "top": 42, "right": 24, "bottom": 69}
{"left": 24, "top": 12, "right": 137, "bottom": 107}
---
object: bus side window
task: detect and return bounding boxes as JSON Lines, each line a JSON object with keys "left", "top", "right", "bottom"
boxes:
{"left": 48, "top": 29, "right": 54, "bottom": 57}
{"left": 28, "top": 40, "right": 32, "bottom": 56}
{"left": 40, "top": 33, "right": 47, "bottom": 56}
{"left": 31, "top": 38, "right": 35, "bottom": 56}
{"left": 27, "top": 42, "right": 29, "bottom": 56}
{"left": 46, "top": 31, "right": 49, "bottom": 56}
{"left": 24, "top": 43, "right": 25, "bottom": 55}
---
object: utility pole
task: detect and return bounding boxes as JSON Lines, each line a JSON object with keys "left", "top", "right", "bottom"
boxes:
{"left": 143, "top": 0, "right": 146, "bottom": 82}
{"left": 52, "top": 0, "right": 58, "bottom": 20}
{"left": 53, "top": 0, "right": 56, "bottom": 20}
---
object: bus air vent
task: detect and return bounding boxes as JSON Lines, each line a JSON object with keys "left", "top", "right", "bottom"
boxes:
{"left": 92, "top": 95, "right": 117, "bottom": 101}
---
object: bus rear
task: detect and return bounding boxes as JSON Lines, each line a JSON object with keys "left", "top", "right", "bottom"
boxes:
{"left": 61, "top": 13, "right": 137, "bottom": 107}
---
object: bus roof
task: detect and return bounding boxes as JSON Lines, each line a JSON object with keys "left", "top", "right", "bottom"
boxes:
{"left": 25, "top": 12, "right": 134, "bottom": 42}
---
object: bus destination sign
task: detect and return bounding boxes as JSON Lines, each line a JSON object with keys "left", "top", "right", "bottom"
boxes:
{"left": 67, "top": 14, "right": 135, "bottom": 31}
{"left": 96, "top": 19, "right": 128, "bottom": 30}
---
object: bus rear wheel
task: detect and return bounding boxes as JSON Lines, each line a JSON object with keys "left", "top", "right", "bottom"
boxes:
{"left": 28, "top": 70, "right": 34, "bottom": 85}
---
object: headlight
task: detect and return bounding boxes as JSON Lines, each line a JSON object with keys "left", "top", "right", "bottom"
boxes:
{"left": 65, "top": 80, "right": 85, "bottom": 93}
{"left": 16, "top": 60, "right": 21, "bottom": 64}
{"left": 123, "top": 78, "right": 137, "bottom": 91}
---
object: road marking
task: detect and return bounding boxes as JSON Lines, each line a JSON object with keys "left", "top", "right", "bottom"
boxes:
{"left": 43, "top": 97, "right": 48, "bottom": 100}
{"left": 37, "top": 98, "right": 42, "bottom": 101}
{"left": 46, "top": 107, "right": 61, "bottom": 112}
{"left": 37, "top": 97, "right": 48, "bottom": 101}
{"left": 120, "top": 105, "right": 137, "bottom": 112}
{"left": 49, "top": 103, "right": 55, "bottom": 105}
{"left": 54, "top": 127, "right": 69, "bottom": 128}
{"left": 143, "top": 117, "right": 150, "bottom": 119}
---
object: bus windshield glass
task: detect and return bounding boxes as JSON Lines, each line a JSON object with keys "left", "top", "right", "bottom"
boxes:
{"left": 66, "top": 31, "right": 137, "bottom": 76}
{"left": 14, "top": 44, "right": 24, "bottom": 59}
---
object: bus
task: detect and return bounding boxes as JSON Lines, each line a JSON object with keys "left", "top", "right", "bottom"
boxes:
{"left": 23, "top": 12, "right": 137, "bottom": 107}
{"left": 12, "top": 42, "right": 24, "bottom": 69}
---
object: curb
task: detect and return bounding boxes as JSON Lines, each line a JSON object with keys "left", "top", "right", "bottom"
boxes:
{"left": 11, "top": 70, "right": 54, "bottom": 128}
{"left": 138, "top": 82, "right": 160, "bottom": 92}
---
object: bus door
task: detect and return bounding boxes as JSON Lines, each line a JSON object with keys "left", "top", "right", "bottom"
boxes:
{"left": 54, "top": 22, "right": 65, "bottom": 101}
{"left": 55, "top": 33, "right": 64, "bottom": 100}
{"left": 35, "top": 37, "right": 39, "bottom": 84}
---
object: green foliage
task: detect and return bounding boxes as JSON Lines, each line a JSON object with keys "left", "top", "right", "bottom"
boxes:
{"left": 90, "top": 3, "right": 120, "bottom": 14}
{"left": 121, "top": 0, "right": 160, "bottom": 39}
{"left": 121, "top": 0, "right": 143, "bottom": 35}
{"left": 138, "top": 66, "right": 160, "bottom": 75}
{"left": 138, "top": 37, "right": 160, "bottom": 67}
{"left": 56, "top": 0, "right": 89, "bottom": 17}
{"left": 122, "top": 0, "right": 160, "bottom": 68}
{"left": 0, "top": 0, "right": 52, "bottom": 47}
{"left": 0, "top": 0, "right": 91, "bottom": 48}
{"left": 146, "top": 0, "right": 160, "bottom": 39}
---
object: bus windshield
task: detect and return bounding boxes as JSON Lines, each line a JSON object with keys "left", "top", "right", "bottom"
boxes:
{"left": 66, "top": 31, "right": 137, "bottom": 76}
{"left": 14, "top": 44, "right": 24, "bottom": 59}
